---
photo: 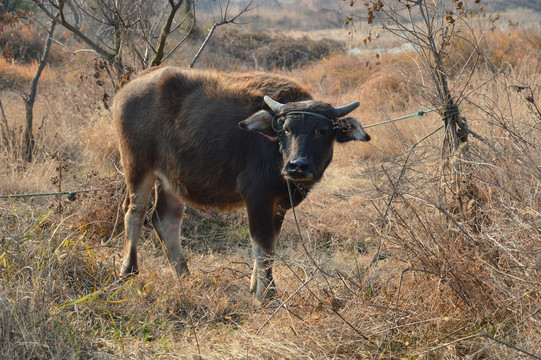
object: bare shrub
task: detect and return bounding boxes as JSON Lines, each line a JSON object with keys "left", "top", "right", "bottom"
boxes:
{"left": 0, "top": 21, "right": 65, "bottom": 65}
{"left": 358, "top": 54, "right": 541, "bottom": 359}
{"left": 200, "top": 29, "right": 343, "bottom": 71}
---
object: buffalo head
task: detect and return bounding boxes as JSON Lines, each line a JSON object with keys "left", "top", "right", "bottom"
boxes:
{"left": 239, "top": 96, "right": 370, "bottom": 184}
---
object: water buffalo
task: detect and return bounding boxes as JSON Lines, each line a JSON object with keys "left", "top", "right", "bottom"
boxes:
{"left": 113, "top": 67, "right": 370, "bottom": 301}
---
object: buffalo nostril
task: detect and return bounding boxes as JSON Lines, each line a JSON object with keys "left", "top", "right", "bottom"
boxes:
{"left": 283, "top": 158, "right": 315, "bottom": 181}
{"left": 287, "top": 158, "right": 310, "bottom": 172}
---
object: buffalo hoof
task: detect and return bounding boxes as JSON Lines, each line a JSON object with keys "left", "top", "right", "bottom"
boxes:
{"left": 119, "top": 260, "right": 139, "bottom": 278}
{"left": 255, "top": 281, "right": 276, "bottom": 302}
{"left": 251, "top": 269, "right": 276, "bottom": 301}
{"left": 172, "top": 261, "right": 191, "bottom": 278}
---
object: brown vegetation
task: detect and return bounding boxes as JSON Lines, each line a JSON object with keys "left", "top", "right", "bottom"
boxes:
{"left": 1, "top": 21, "right": 65, "bottom": 65}
{"left": 1, "top": 15, "right": 540, "bottom": 360}
{"left": 193, "top": 28, "right": 343, "bottom": 71}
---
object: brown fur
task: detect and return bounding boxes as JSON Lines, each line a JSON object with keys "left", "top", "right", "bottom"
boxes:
{"left": 114, "top": 68, "right": 311, "bottom": 208}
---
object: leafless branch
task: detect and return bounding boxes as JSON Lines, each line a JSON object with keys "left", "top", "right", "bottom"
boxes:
{"left": 189, "top": 0, "right": 259, "bottom": 68}
{"left": 150, "top": 0, "right": 184, "bottom": 67}
{"left": 32, "top": 1, "right": 117, "bottom": 63}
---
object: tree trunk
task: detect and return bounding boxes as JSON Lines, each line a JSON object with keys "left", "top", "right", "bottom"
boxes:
{"left": 150, "top": 0, "right": 183, "bottom": 67}
{"left": 22, "top": 102, "right": 35, "bottom": 162}
{"left": 23, "top": 18, "right": 56, "bottom": 162}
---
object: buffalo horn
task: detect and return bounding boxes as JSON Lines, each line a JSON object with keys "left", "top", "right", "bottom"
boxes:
{"left": 334, "top": 101, "right": 360, "bottom": 118}
{"left": 264, "top": 96, "right": 285, "bottom": 114}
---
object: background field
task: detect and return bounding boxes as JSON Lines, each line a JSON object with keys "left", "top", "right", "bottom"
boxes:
{"left": 1, "top": 1, "right": 540, "bottom": 359}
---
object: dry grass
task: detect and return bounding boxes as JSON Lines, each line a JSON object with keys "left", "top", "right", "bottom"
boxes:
{"left": 0, "top": 57, "right": 55, "bottom": 87}
{"left": 1, "top": 22, "right": 540, "bottom": 360}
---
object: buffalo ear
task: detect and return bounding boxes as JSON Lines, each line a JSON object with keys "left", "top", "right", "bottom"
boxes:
{"left": 239, "top": 110, "right": 278, "bottom": 140}
{"left": 335, "top": 117, "right": 371, "bottom": 143}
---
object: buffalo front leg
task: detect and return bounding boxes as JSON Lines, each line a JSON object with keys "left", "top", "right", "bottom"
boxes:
{"left": 120, "top": 174, "right": 156, "bottom": 277}
{"left": 250, "top": 241, "right": 276, "bottom": 301}
{"left": 152, "top": 186, "right": 189, "bottom": 276}
{"left": 247, "top": 202, "right": 285, "bottom": 301}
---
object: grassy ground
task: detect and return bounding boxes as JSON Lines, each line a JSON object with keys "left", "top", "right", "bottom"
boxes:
{"left": 1, "top": 14, "right": 540, "bottom": 360}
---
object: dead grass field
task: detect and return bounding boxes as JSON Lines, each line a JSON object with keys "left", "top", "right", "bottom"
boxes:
{"left": 1, "top": 13, "right": 540, "bottom": 360}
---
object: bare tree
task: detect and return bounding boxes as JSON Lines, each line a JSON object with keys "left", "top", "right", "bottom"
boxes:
{"left": 350, "top": 0, "right": 486, "bottom": 207}
{"left": 32, "top": 1, "right": 261, "bottom": 75}
{"left": 0, "top": 13, "right": 56, "bottom": 162}
{"left": 21, "top": 17, "right": 56, "bottom": 162}
{"left": 5, "top": 1, "right": 257, "bottom": 162}
{"left": 32, "top": 0, "right": 195, "bottom": 76}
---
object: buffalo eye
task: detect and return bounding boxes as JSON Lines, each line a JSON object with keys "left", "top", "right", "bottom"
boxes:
{"left": 283, "top": 127, "right": 291, "bottom": 135}
{"left": 315, "top": 127, "right": 330, "bottom": 137}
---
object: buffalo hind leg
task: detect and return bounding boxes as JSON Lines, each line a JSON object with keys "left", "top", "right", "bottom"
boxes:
{"left": 120, "top": 173, "right": 156, "bottom": 276}
{"left": 152, "top": 186, "right": 189, "bottom": 276}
